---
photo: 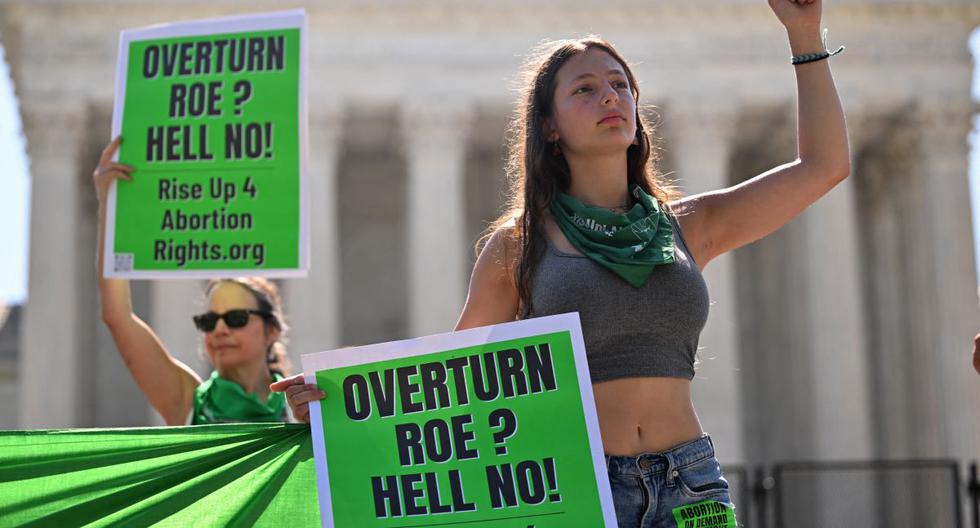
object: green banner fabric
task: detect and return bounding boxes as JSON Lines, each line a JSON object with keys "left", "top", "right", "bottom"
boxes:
{"left": 0, "top": 424, "right": 319, "bottom": 527}
{"left": 302, "top": 313, "right": 617, "bottom": 527}
{"left": 106, "top": 10, "right": 309, "bottom": 278}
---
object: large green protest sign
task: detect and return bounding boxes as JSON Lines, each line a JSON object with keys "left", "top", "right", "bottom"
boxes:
{"left": 106, "top": 10, "right": 308, "bottom": 278}
{"left": 302, "top": 313, "right": 617, "bottom": 527}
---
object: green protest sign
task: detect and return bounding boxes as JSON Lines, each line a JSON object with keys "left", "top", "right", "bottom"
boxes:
{"left": 672, "top": 500, "right": 737, "bottom": 528}
{"left": 302, "top": 313, "right": 617, "bottom": 527}
{"left": 106, "top": 10, "right": 309, "bottom": 278}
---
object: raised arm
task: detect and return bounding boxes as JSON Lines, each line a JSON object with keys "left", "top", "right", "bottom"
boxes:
{"left": 675, "top": 0, "right": 850, "bottom": 268}
{"left": 94, "top": 137, "right": 201, "bottom": 425}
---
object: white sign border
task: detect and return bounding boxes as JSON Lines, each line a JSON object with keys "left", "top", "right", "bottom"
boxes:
{"left": 105, "top": 9, "right": 310, "bottom": 279}
{"left": 302, "top": 312, "right": 618, "bottom": 528}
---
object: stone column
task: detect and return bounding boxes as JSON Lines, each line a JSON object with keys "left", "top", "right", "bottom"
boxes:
{"left": 284, "top": 105, "right": 344, "bottom": 363}
{"left": 19, "top": 103, "right": 88, "bottom": 428}
{"left": 920, "top": 101, "right": 980, "bottom": 462}
{"left": 794, "top": 104, "right": 874, "bottom": 528}
{"left": 667, "top": 102, "right": 745, "bottom": 465}
{"left": 400, "top": 100, "right": 473, "bottom": 337}
{"left": 799, "top": 101, "right": 873, "bottom": 461}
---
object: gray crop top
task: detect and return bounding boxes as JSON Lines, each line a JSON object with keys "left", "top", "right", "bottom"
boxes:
{"left": 528, "top": 214, "right": 709, "bottom": 381}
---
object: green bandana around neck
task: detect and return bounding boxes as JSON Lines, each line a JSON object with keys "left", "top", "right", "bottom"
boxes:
{"left": 192, "top": 370, "right": 287, "bottom": 425}
{"left": 550, "top": 185, "right": 675, "bottom": 287}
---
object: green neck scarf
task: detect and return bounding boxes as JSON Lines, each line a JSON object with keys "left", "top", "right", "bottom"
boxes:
{"left": 550, "top": 185, "right": 675, "bottom": 287}
{"left": 192, "top": 370, "right": 286, "bottom": 425}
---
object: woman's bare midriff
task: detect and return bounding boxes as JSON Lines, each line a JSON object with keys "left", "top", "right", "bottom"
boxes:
{"left": 592, "top": 377, "right": 704, "bottom": 456}
{"left": 541, "top": 216, "right": 705, "bottom": 455}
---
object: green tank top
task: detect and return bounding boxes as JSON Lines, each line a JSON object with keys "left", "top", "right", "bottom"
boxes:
{"left": 192, "top": 371, "right": 287, "bottom": 424}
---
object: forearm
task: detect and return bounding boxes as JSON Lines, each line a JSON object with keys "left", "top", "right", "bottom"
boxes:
{"left": 99, "top": 209, "right": 199, "bottom": 421}
{"left": 788, "top": 28, "right": 849, "bottom": 174}
{"left": 89, "top": 136, "right": 193, "bottom": 412}
{"left": 97, "top": 199, "right": 199, "bottom": 420}
{"left": 96, "top": 198, "right": 135, "bottom": 324}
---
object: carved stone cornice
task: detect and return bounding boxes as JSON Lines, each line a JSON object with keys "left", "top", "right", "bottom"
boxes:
{"left": 399, "top": 98, "right": 474, "bottom": 154}
{"left": 309, "top": 102, "right": 347, "bottom": 155}
{"left": 917, "top": 99, "right": 978, "bottom": 141}
{"left": 18, "top": 103, "right": 87, "bottom": 161}
{"left": 662, "top": 101, "right": 738, "bottom": 143}
{"left": 3, "top": 1, "right": 976, "bottom": 113}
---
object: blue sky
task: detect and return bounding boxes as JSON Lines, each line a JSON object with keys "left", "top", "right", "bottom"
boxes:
{"left": 0, "top": 43, "right": 30, "bottom": 305}
{"left": 1, "top": 33, "right": 980, "bottom": 305}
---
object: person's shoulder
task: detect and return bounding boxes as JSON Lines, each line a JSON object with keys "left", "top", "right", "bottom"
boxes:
{"left": 476, "top": 217, "right": 523, "bottom": 280}
{"left": 484, "top": 217, "right": 521, "bottom": 256}
{"left": 665, "top": 195, "right": 695, "bottom": 216}
{"left": 664, "top": 196, "right": 700, "bottom": 235}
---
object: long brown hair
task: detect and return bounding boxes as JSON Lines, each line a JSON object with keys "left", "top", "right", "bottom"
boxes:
{"left": 484, "top": 36, "right": 679, "bottom": 317}
{"left": 203, "top": 277, "right": 290, "bottom": 376}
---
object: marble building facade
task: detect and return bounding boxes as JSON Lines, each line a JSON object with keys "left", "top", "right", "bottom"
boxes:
{"left": 1, "top": 1, "right": 979, "bottom": 523}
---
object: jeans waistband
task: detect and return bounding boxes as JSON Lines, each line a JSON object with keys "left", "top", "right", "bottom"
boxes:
{"left": 605, "top": 434, "right": 715, "bottom": 477}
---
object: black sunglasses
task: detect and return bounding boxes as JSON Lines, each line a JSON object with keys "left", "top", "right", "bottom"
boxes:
{"left": 192, "top": 309, "right": 272, "bottom": 332}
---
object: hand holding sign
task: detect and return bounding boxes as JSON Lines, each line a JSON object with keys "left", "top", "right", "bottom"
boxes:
{"left": 92, "top": 137, "right": 134, "bottom": 203}
{"left": 270, "top": 373, "right": 324, "bottom": 423}
{"left": 301, "top": 313, "right": 617, "bottom": 527}
{"left": 94, "top": 137, "right": 137, "bottom": 280}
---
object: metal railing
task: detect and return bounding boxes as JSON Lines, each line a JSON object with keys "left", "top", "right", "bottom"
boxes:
{"left": 721, "top": 459, "right": 980, "bottom": 528}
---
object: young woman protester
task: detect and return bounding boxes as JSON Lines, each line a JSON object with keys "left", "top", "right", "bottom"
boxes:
{"left": 94, "top": 137, "right": 291, "bottom": 425}
{"left": 275, "top": 0, "right": 848, "bottom": 523}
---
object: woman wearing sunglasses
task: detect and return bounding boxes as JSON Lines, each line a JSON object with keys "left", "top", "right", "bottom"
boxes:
{"left": 93, "top": 137, "right": 290, "bottom": 425}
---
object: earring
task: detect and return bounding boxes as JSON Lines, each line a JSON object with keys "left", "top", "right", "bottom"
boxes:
{"left": 266, "top": 344, "right": 275, "bottom": 363}
{"left": 552, "top": 140, "right": 561, "bottom": 156}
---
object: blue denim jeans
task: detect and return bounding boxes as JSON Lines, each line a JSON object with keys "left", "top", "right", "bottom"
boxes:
{"left": 606, "top": 434, "right": 738, "bottom": 527}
